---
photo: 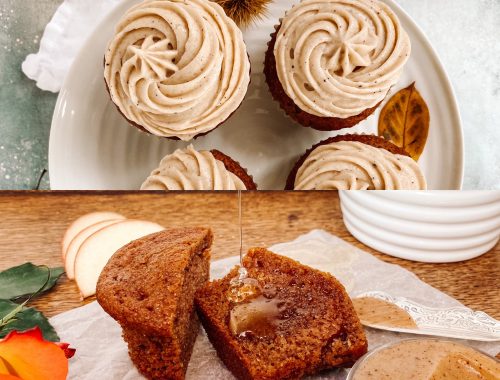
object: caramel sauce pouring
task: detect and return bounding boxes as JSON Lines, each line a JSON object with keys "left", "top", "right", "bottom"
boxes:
{"left": 227, "top": 191, "right": 284, "bottom": 338}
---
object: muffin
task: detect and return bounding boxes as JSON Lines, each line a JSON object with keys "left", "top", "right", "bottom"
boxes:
{"left": 141, "top": 144, "right": 257, "bottom": 190}
{"left": 195, "top": 248, "right": 368, "bottom": 380}
{"left": 96, "top": 228, "right": 213, "bottom": 380}
{"left": 286, "top": 134, "right": 427, "bottom": 190}
{"left": 104, "top": 0, "right": 250, "bottom": 141}
{"left": 264, "top": 0, "right": 411, "bottom": 131}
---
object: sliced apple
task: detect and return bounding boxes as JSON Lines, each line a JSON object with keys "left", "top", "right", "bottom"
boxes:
{"left": 61, "top": 211, "right": 125, "bottom": 260}
{"left": 64, "top": 219, "right": 123, "bottom": 280}
{"left": 74, "top": 220, "right": 164, "bottom": 298}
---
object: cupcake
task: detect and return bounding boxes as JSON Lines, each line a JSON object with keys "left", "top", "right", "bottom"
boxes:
{"left": 286, "top": 135, "right": 427, "bottom": 190}
{"left": 141, "top": 145, "right": 257, "bottom": 190}
{"left": 264, "top": 0, "right": 411, "bottom": 131}
{"left": 104, "top": 0, "right": 250, "bottom": 141}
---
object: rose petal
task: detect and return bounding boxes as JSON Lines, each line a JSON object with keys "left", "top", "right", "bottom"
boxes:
{"left": 0, "top": 328, "right": 68, "bottom": 380}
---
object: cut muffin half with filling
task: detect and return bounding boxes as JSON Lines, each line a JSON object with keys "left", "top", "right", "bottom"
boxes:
{"left": 195, "top": 248, "right": 368, "bottom": 380}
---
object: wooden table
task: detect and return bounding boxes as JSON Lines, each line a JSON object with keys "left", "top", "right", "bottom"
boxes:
{"left": 0, "top": 191, "right": 498, "bottom": 320}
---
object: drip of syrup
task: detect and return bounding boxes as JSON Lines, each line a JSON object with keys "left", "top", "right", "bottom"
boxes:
{"left": 227, "top": 190, "right": 261, "bottom": 303}
{"left": 227, "top": 191, "right": 289, "bottom": 338}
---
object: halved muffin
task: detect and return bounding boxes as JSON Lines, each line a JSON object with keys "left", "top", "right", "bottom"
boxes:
{"left": 286, "top": 134, "right": 427, "bottom": 190}
{"left": 195, "top": 248, "right": 368, "bottom": 380}
{"left": 264, "top": 0, "right": 411, "bottom": 131}
{"left": 96, "top": 228, "right": 213, "bottom": 380}
{"left": 104, "top": 0, "right": 250, "bottom": 141}
{"left": 141, "top": 145, "right": 257, "bottom": 190}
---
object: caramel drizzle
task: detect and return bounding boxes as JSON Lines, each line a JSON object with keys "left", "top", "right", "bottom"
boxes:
{"left": 237, "top": 190, "right": 247, "bottom": 280}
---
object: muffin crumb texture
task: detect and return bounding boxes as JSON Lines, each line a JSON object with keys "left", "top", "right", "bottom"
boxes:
{"left": 97, "top": 227, "right": 213, "bottom": 380}
{"left": 195, "top": 247, "right": 368, "bottom": 380}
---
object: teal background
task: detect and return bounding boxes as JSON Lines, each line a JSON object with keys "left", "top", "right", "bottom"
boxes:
{"left": 0, "top": 1, "right": 60, "bottom": 189}
{"left": 1, "top": 0, "right": 500, "bottom": 189}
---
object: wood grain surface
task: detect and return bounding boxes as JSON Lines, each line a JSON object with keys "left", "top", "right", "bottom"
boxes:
{"left": 0, "top": 191, "right": 498, "bottom": 320}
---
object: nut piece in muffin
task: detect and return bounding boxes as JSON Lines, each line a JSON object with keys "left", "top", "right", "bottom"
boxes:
{"left": 141, "top": 144, "right": 257, "bottom": 190}
{"left": 286, "top": 134, "right": 427, "bottom": 190}
{"left": 195, "top": 248, "right": 368, "bottom": 380}
{"left": 264, "top": 0, "right": 411, "bottom": 131}
{"left": 96, "top": 228, "right": 213, "bottom": 380}
{"left": 104, "top": 0, "right": 250, "bottom": 141}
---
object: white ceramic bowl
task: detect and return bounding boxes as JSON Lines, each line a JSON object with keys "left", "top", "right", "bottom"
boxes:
{"left": 339, "top": 191, "right": 500, "bottom": 263}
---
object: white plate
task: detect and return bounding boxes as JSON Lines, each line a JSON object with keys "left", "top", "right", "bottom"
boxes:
{"left": 49, "top": 0, "right": 464, "bottom": 190}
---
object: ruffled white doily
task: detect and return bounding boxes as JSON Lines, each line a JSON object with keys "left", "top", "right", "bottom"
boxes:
{"left": 22, "top": 0, "right": 121, "bottom": 93}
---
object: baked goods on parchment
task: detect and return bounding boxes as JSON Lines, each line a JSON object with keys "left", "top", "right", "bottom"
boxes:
{"left": 195, "top": 248, "right": 368, "bottom": 380}
{"left": 96, "top": 228, "right": 213, "bottom": 380}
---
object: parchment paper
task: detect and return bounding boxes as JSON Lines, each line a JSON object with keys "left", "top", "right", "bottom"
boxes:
{"left": 50, "top": 230, "right": 500, "bottom": 379}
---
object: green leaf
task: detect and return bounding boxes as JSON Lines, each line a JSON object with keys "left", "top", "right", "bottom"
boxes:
{"left": 0, "top": 263, "right": 64, "bottom": 300}
{"left": 0, "top": 299, "right": 59, "bottom": 342}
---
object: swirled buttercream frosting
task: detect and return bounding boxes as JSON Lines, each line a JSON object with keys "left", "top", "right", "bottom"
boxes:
{"left": 294, "top": 141, "right": 426, "bottom": 190}
{"left": 274, "top": 0, "right": 411, "bottom": 118}
{"left": 141, "top": 145, "right": 247, "bottom": 190}
{"left": 104, "top": 0, "right": 250, "bottom": 140}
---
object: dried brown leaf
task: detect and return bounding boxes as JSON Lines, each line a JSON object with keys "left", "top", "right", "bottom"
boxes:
{"left": 378, "top": 82, "right": 430, "bottom": 161}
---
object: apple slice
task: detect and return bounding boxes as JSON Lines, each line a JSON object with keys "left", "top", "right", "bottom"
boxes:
{"left": 74, "top": 220, "right": 164, "bottom": 298}
{"left": 64, "top": 219, "right": 123, "bottom": 280}
{"left": 62, "top": 212, "right": 125, "bottom": 260}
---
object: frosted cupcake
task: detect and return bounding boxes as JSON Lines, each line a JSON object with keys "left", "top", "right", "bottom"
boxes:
{"left": 141, "top": 145, "right": 257, "bottom": 190}
{"left": 104, "top": 0, "right": 250, "bottom": 141}
{"left": 286, "top": 135, "right": 426, "bottom": 190}
{"left": 265, "top": 0, "right": 411, "bottom": 131}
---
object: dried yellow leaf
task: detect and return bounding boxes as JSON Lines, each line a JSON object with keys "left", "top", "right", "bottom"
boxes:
{"left": 378, "top": 82, "right": 430, "bottom": 161}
